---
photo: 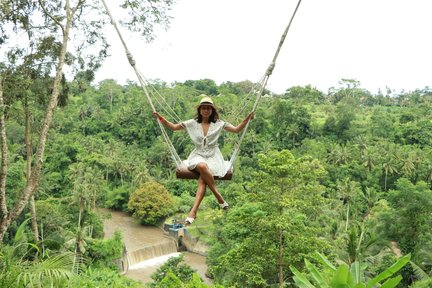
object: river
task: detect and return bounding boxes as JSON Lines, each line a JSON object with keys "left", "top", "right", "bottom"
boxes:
{"left": 100, "top": 208, "right": 211, "bottom": 285}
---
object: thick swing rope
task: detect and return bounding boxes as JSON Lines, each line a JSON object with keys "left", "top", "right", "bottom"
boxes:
{"left": 101, "top": 0, "right": 302, "bottom": 173}
{"left": 100, "top": 0, "right": 183, "bottom": 167}
{"left": 137, "top": 71, "right": 182, "bottom": 123}
{"left": 225, "top": 76, "right": 265, "bottom": 124}
{"left": 228, "top": 0, "right": 303, "bottom": 169}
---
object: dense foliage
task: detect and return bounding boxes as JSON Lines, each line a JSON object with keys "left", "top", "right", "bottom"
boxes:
{"left": 149, "top": 254, "right": 198, "bottom": 286}
{"left": 207, "top": 150, "right": 329, "bottom": 287}
{"left": 2, "top": 2, "right": 431, "bottom": 287}
{"left": 1, "top": 52, "right": 432, "bottom": 286}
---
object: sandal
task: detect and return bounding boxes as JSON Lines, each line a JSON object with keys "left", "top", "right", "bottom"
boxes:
{"left": 184, "top": 217, "right": 195, "bottom": 225}
{"left": 219, "top": 202, "right": 229, "bottom": 210}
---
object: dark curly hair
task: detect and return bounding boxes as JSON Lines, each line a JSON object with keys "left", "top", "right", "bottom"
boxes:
{"left": 195, "top": 106, "right": 219, "bottom": 123}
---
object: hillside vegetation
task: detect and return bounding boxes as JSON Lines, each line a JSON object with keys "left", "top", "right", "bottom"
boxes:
{"left": 1, "top": 74, "right": 431, "bottom": 287}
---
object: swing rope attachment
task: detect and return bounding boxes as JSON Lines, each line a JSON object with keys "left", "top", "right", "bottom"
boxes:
{"left": 100, "top": 0, "right": 302, "bottom": 179}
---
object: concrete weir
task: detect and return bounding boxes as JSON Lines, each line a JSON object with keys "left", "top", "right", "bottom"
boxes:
{"left": 100, "top": 209, "right": 210, "bottom": 285}
{"left": 163, "top": 222, "right": 208, "bottom": 256}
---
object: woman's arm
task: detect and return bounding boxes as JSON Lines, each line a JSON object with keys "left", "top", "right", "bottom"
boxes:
{"left": 152, "top": 112, "right": 184, "bottom": 131}
{"left": 224, "top": 112, "right": 254, "bottom": 133}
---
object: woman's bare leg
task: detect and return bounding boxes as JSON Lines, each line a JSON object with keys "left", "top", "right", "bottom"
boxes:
{"left": 188, "top": 177, "right": 206, "bottom": 219}
{"left": 194, "top": 162, "right": 225, "bottom": 204}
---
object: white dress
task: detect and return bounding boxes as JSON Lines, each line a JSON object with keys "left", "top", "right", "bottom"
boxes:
{"left": 181, "top": 119, "right": 233, "bottom": 177}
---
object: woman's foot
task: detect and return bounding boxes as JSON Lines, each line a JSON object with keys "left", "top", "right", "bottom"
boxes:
{"left": 184, "top": 217, "right": 195, "bottom": 225}
{"left": 219, "top": 201, "right": 229, "bottom": 210}
{"left": 184, "top": 212, "right": 196, "bottom": 225}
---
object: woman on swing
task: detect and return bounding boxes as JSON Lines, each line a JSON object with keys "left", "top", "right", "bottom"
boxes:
{"left": 153, "top": 95, "right": 254, "bottom": 225}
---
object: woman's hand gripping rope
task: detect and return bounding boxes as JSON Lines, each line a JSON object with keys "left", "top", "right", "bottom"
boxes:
{"left": 152, "top": 111, "right": 164, "bottom": 122}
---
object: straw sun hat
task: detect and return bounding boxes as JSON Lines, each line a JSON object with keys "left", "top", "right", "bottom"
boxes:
{"left": 196, "top": 95, "right": 217, "bottom": 109}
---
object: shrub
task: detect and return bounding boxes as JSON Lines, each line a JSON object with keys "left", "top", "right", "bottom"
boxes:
{"left": 86, "top": 230, "right": 124, "bottom": 268}
{"left": 128, "top": 181, "right": 174, "bottom": 225}
{"left": 149, "top": 254, "right": 197, "bottom": 286}
{"left": 67, "top": 267, "right": 144, "bottom": 287}
{"left": 104, "top": 185, "right": 131, "bottom": 211}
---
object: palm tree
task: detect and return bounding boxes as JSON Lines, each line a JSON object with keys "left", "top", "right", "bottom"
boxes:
{"left": 286, "top": 124, "right": 300, "bottom": 147}
{"left": 425, "top": 161, "right": 432, "bottom": 189}
{"left": 410, "top": 148, "right": 423, "bottom": 183}
{"left": 378, "top": 142, "right": 400, "bottom": 191}
{"left": 355, "top": 135, "right": 369, "bottom": 159}
{"left": 359, "top": 187, "right": 379, "bottom": 214}
{"left": 382, "top": 158, "right": 398, "bottom": 191}
{"left": 69, "top": 162, "right": 103, "bottom": 272}
{"left": 290, "top": 252, "right": 411, "bottom": 288}
{"left": 336, "top": 178, "right": 361, "bottom": 231}
{"left": 328, "top": 144, "right": 351, "bottom": 166}
{"left": 132, "top": 163, "right": 151, "bottom": 188}
{"left": 0, "top": 220, "right": 77, "bottom": 287}
{"left": 399, "top": 151, "right": 416, "bottom": 179}
{"left": 410, "top": 261, "right": 432, "bottom": 287}
{"left": 362, "top": 148, "right": 376, "bottom": 172}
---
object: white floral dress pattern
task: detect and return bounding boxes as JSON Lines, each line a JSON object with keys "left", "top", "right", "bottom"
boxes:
{"left": 181, "top": 119, "right": 233, "bottom": 177}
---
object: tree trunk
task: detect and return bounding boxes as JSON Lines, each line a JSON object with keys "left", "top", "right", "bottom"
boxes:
{"left": 29, "top": 197, "right": 39, "bottom": 242}
{"left": 109, "top": 88, "right": 113, "bottom": 113}
{"left": 25, "top": 96, "right": 39, "bottom": 242}
{"left": 0, "top": 11, "right": 73, "bottom": 242}
{"left": 0, "top": 77, "right": 9, "bottom": 218}
{"left": 384, "top": 172, "right": 388, "bottom": 191}
{"left": 73, "top": 197, "right": 85, "bottom": 274}
{"left": 345, "top": 202, "right": 350, "bottom": 232}
{"left": 278, "top": 227, "right": 284, "bottom": 287}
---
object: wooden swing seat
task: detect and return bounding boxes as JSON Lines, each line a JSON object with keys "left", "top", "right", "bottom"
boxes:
{"left": 175, "top": 166, "right": 233, "bottom": 180}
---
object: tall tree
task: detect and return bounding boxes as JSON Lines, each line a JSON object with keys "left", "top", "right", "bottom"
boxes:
{"left": 69, "top": 162, "right": 104, "bottom": 272}
{"left": 335, "top": 178, "right": 361, "bottom": 232}
{"left": 208, "top": 150, "right": 329, "bottom": 287}
{"left": 0, "top": 77, "right": 7, "bottom": 221}
{"left": 0, "top": 0, "right": 173, "bottom": 242}
{"left": 382, "top": 157, "right": 399, "bottom": 192}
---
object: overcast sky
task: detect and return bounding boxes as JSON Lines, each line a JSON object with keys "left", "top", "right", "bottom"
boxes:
{"left": 95, "top": 0, "right": 432, "bottom": 94}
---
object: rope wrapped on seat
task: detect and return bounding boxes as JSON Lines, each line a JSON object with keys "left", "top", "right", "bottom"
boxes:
{"left": 176, "top": 166, "right": 233, "bottom": 180}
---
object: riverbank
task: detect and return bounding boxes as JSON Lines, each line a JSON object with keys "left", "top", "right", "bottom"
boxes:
{"left": 100, "top": 208, "right": 211, "bottom": 285}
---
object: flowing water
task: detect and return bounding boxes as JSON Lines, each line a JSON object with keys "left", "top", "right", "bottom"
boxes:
{"left": 127, "top": 240, "right": 178, "bottom": 265}
{"left": 100, "top": 208, "right": 210, "bottom": 285}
